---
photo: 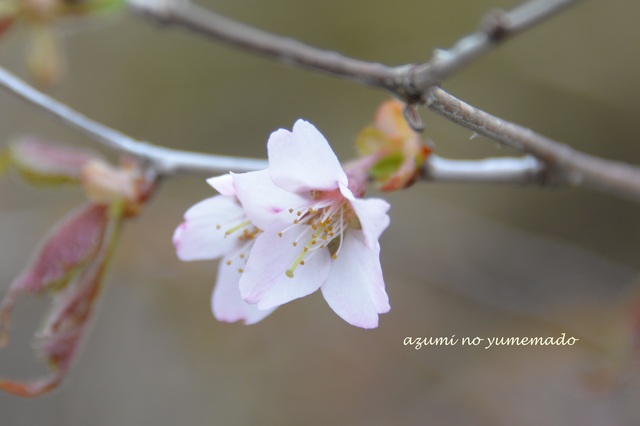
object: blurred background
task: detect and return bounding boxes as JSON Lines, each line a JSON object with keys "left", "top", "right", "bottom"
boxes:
{"left": 1, "top": 0, "right": 640, "bottom": 424}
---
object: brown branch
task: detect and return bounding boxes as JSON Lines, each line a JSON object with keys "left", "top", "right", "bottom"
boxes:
{"left": 408, "top": 0, "right": 580, "bottom": 93}
{"left": 128, "top": 0, "right": 407, "bottom": 94}
{"left": 427, "top": 88, "right": 640, "bottom": 199}
{"left": 0, "top": 66, "right": 547, "bottom": 186}
{"left": 128, "top": 0, "right": 579, "bottom": 101}
{"left": 128, "top": 0, "right": 640, "bottom": 202}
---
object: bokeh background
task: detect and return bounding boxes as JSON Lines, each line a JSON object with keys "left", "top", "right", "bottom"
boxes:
{"left": 1, "top": 0, "right": 640, "bottom": 424}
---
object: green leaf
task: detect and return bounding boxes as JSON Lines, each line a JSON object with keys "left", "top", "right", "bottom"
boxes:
{"left": 369, "top": 151, "right": 404, "bottom": 182}
{"left": 356, "top": 127, "right": 391, "bottom": 156}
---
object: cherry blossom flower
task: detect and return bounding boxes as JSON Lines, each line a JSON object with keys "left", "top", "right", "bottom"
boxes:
{"left": 231, "top": 119, "right": 391, "bottom": 328}
{"left": 173, "top": 174, "right": 275, "bottom": 325}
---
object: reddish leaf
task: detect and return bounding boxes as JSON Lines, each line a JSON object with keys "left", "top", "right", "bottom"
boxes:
{"left": 9, "top": 136, "right": 101, "bottom": 184}
{"left": 0, "top": 376, "right": 62, "bottom": 398}
{"left": 0, "top": 203, "right": 109, "bottom": 345}
{"left": 0, "top": 254, "right": 105, "bottom": 397}
{"left": 0, "top": 17, "right": 13, "bottom": 38}
{"left": 0, "top": 211, "right": 122, "bottom": 397}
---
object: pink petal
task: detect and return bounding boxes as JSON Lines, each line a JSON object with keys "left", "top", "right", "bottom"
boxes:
{"left": 339, "top": 182, "right": 390, "bottom": 248}
{"left": 232, "top": 170, "right": 310, "bottom": 232}
{"left": 268, "top": 119, "right": 347, "bottom": 192}
{"left": 206, "top": 174, "right": 236, "bottom": 196}
{"left": 173, "top": 196, "right": 246, "bottom": 261}
{"left": 239, "top": 228, "right": 331, "bottom": 310}
{"left": 321, "top": 232, "right": 389, "bottom": 328}
{"left": 212, "top": 245, "right": 276, "bottom": 325}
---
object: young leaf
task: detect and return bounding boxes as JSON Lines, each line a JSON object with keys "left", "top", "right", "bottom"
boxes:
{"left": 0, "top": 209, "right": 123, "bottom": 397}
{"left": 356, "top": 99, "right": 431, "bottom": 191}
{"left": 26, "top": 24, "right": 65, "bottom": 86}
{"left": 0, "top": 203, "right": 109, "bottom": 345}
{"left": 9, "top": 136, "right": 101, "bottom": 185}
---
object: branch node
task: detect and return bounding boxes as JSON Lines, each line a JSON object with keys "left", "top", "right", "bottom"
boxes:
{"left": 481, "top": 9, "right": 511, "bottom": 43}
{"left": 402, "top": 103, "right": 425, "bottom": 133}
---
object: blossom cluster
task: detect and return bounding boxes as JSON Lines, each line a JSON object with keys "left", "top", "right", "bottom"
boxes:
{"left": 174, "top": 120, "right": 391, "bottom": 328}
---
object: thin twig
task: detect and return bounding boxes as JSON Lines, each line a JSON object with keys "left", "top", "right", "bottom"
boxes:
{"left": 128, "top": 0, "right": 640, "bottom": 202}
{"left": 0, "top": 66, "right": 548, "bottom": 185}
{"left": 128, "top": 0, "right": 406, "bottom": 94}
{"left": 128, "top": 0, "right": 578, "bottom": 101}
{"left": 409, "top": 0, "right": 580, "bottom": 93}
{"left": 0, "top": 67, "right": 267, "bottom": 175}
{"left": 425, "top": 155, "right": 545, "bottom": 185}
{"left": 426, "top": 88, "right": 640, "bottom": 200}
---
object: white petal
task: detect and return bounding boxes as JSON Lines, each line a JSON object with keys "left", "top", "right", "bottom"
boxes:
{"left": 340, "top": 182, "right": 390, "bottom": 249}
{"left": 232, "top": 170, "right": 310, "bottom": 232}
{"left": 321, "top": 232, "right": 390, "bottom": 328}
{"left": 206, "top": 174, "right": 236, "bottom": 196}
{"left": 173, "top": 196, "right": 246, "bottom": 261}
{"left": 212, "top": 246, "right": 276, "bottom": 325}
{"left": 268, "top": 119, "right": 348, "bottom": 192}
{"left": 239, "top": 228, "right": 331, "bottom": 310}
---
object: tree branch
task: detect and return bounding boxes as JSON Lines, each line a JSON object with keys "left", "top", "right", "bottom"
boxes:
{"left": 0, "top": 66, "right": 548, "bottom": 186}
{"left": 425, "top": 155, "right": 546, "bottom": 185}
{"left": 409, "top": 0, "right": 580, "bottom": 93}
{"left": 128, "top": 0, "right": 640, "bottom": 202}
{"left": 426, "top": 88, "right": 640, "bottom": 200}
{"left": 128, "top": 0, "right": 406, "bottom": 94}
{"left": 128, "top": 0, "right": 579, "bottom": 101}
{"left": 0, "top": 67, "right": 268, "bottom": 175}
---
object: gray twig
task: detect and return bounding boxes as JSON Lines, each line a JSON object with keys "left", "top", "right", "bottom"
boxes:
{"left": 0, "top": 67, "right": 267, "bottom": 175}
{"left": 128, "top": 0, "right": 640, "bottom": 202}
{"left": 0, "top": 66, "right": 547, "bottom": 185}
{"left": 128, "top": 0, "right": 579, "bottom": 100}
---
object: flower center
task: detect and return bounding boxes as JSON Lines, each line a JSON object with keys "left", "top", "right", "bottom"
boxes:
{"left": 217, "top": 217, "right": 260, "bottom": 274}
{"left": 280, "top": 192, "right": 357, "bottom": 278}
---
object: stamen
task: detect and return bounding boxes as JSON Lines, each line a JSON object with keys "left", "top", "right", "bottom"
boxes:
{"left": 282, "top": 195, "right": 354, "bottom": 278}
{"left": 285, "top": 249, "right": 307, "bottom": 278}
{"left": 224, "top": 220, "right": 252, "bottom": 237}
